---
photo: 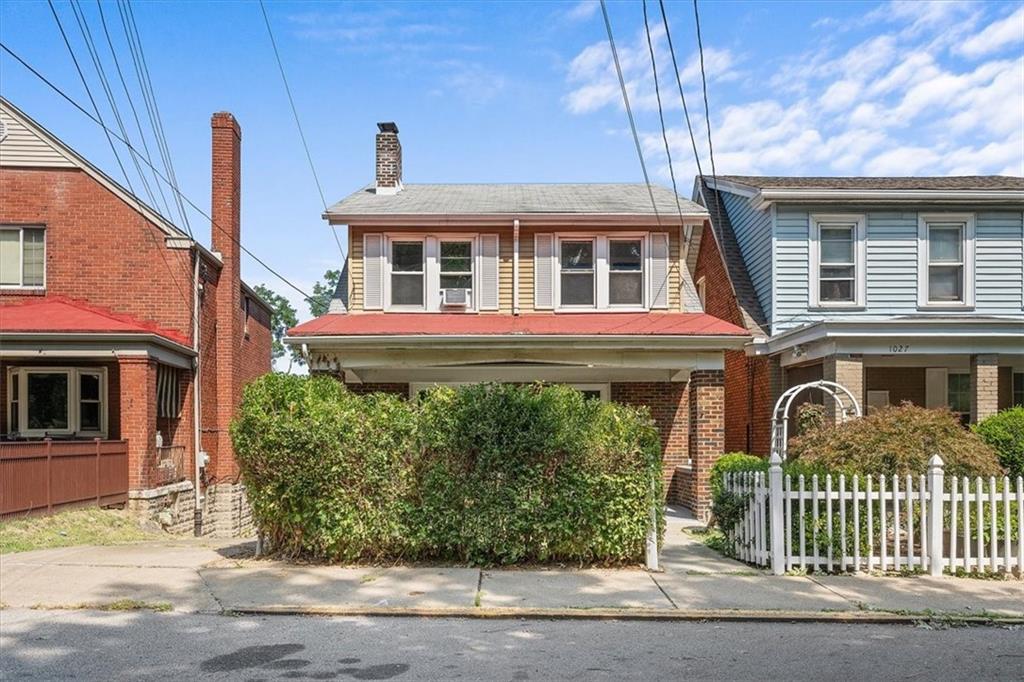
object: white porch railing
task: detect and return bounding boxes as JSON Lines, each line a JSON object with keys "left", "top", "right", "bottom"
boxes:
{"left": 723, "top": 455, "right": 1023, "bottom": 577}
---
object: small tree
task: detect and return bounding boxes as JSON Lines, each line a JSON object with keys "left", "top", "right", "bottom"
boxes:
{"left": 974, "top": 407, "right": 1024, "bottom": 478}
{"left": 253, "top": 284, "right": 302, "bottom": 373}
{"left": 309, "top": 269, "right": 342, "bottom": 318}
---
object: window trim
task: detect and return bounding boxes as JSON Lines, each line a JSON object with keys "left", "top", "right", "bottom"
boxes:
{"left": 808, "top": 214, "right": 865, "bottom": 309}
{"left": 917, "top": 213, "right": 975, "bottom": 309}
{"left": 5, "top": 366, "right": 108, "bottom": 438}
{"left": 607, "top": 237, "right": 646, "bottom": 308}
{"left": 553, "top": 232, "right": 650, "bottom": 312}
{"left": 0, "top": 225, "right": 46, "bottom": 290}
{"left": 383, "top": 233, "right": 480, "bottom": 312}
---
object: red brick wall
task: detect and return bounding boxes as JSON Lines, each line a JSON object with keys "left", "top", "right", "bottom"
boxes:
{"left": 610, "top": 382, "right": 689, "bottom": 502}
{"left": 694, "top": 225, "right": 773, "bottom": 455}
{"left": 679, "top": 369, "right": 726, "bottom": 518}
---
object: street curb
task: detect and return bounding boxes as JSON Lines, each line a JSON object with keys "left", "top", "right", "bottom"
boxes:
{"left": 223, "top": 605, "right": 1024, "bottom": 625}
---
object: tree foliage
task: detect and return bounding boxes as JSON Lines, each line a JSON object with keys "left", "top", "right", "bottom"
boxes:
{"left": 231, "top": 376, "right": 664, "bottom": 565}
{"left": 253, "top": 284, "right": 302, "bottom": 372}
{"left": 974, "top": 407, "right": 1024, "bottom": 478}
{"left": 308, "top": 269, "right": 342, "bottom": 318}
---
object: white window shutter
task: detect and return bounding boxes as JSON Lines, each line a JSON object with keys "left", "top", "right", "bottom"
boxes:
{"left": 479, "top": 234, "right": 499, "bottom": 310}
{"left": 534, "top": 233, "right": 555, "bottom": 310}
{"left": 649, "top": 232, "right": 669, "bottom": 309}
{"left": 363, "top": 233, "right": 384, "bottom": 310}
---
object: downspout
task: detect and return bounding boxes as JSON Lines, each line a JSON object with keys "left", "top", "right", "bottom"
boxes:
{"left": 192, "top": 248, "right": 203, "bottom": 536}
{"left": 512, "top": 219, "right": 520, "bottom": 315}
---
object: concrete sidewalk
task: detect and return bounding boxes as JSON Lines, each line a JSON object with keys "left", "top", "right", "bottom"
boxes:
{"left": 2, "top": 508, "right": 1021, "bottom": 620}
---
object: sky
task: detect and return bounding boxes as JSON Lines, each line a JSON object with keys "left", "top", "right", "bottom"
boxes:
{"left": 1, "top": 0, "right": 1022, "bottom": 368}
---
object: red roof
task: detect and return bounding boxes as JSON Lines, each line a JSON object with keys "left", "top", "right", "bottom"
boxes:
{"left": 289, "top": 312, "right": 748, "bottom": 338}
{"left": 0, "top": 297, "right": 191, "bottom": 347}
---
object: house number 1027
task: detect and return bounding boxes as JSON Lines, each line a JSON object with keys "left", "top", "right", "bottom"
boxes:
{"left": 889, "top": 344, "right": 910, "bottom": 353}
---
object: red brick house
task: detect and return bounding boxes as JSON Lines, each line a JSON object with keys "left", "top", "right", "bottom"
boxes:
{"left": 0, "top": 97, "right": 271, "bottom": 534}
{"left": 286, "top": 123, "right": 749, "bottom": 517}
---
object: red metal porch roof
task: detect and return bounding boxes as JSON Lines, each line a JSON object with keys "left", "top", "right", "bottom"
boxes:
{"left": 289, "top": 312, "right": 748, "bottom": 338}
{"left": 0, "top": 297, "right": 191, "bottom": 347}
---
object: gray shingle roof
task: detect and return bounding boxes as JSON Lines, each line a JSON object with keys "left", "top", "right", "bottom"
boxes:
{"left": 718, "top": 175, "right": 1024, "bottom": 191}
{"left": 326, "top": 183, "right": 707, "bottom": 217}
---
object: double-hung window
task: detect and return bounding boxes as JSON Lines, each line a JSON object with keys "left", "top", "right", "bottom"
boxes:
{"left": 1013, "top": 373, "right": 1024, "bottom": 408}
{"left": 918, "top": 214, "right": 974, "bottom": 308}
{"left": 608, "top": 239, "right": 643, "bottom": 306}
{"left": 947, "top": 373, "right": 971, "bottom": 426}
{"left": 6, "top": 367, "right": 106, "bottom": 437}
{"left": 439, "top": 241, "right": 473, "bottom": 294}
{"left": 0, "top": 226, "right": 45, "bottom": 288}
{"left": 390, "top": 240, "right": 425, "bottom": 307}
{"left": 810, "top": 215, "right": 864, "bottom": 307}
{"left": 559, "top": 239, "right": 595, "bottom": 307}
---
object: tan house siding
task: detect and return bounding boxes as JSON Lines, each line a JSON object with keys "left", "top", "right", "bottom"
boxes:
{"left": 347, "top": 224, "right": 683, "bottom": 313}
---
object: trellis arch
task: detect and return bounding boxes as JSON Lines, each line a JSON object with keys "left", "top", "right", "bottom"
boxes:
{"left": 770, "top": 380, "right": 862, "bottom": 460}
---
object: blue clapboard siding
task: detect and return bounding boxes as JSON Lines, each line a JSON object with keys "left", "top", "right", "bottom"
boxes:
{"left": 772, "top": 206, "right": 1023, "bottom": 335}
{"left": 720, "top": 191, "right": 773, "bottom": 322}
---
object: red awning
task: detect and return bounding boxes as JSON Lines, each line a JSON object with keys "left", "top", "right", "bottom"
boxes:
{"left": 289, "top": 312, "right": 748, "bottom": 338}
{"left": 0, "top": 297, "right": 190, "bottom": 347}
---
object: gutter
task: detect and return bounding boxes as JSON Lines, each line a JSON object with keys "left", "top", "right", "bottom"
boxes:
{"left": 323, "top": 212, "right": 709, "bottom": 227}
{"left": 0, "top": 331, "right": 197, "bottom": 356}
{"left": 287, "top": 333, "right": 750, "bottom": 352}
{"left": 750, "top": 189, "right": 1024, "bottom": 211}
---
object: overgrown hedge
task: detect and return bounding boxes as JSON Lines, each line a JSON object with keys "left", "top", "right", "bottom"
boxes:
{"left": 231, "top": 375, "right": 664, "bottom": 565}
{"left": 974, "top": 407, "right": 1024, "bottom": 478}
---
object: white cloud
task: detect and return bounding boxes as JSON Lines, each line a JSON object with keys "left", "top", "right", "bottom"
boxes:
{"left": 564, "top": 1, "right": 599, "bottom": 23}
{"left": 956, "top": 6, "right": 1024, "bottom": 58}
{"left": 562, "top": 0, "right": 1024, "bottom": 177}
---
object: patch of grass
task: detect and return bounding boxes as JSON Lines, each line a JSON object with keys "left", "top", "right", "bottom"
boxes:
{"left": 692, "top": 528, "right": 734, "bottom": 558}
{"left": 474, "top": 591, "right": 482, "bottom": 608}
{"left": 0, "top": 508, "right": 160, "bottom": 554}
{"left": 31, "top": 600, "right": 173, "bottom": 612}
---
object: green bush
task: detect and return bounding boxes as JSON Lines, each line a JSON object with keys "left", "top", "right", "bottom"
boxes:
{"left": 788, "top": 403, "right": 1003, "bottom": 478}
{"left": 974, "top": 407, "right": 1024, "bottom": 478}
{"left": 231, "top": 376, "right": 664, "bottom": 565}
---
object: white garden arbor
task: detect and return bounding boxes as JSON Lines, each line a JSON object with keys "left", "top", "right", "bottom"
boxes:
{"left": 770, "top": 380, "right": 862, "bottom": 460}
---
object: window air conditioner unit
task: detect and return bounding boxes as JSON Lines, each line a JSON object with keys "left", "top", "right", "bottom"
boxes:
{"left": 441, "top": 288, "right": 469, "bottom": 307}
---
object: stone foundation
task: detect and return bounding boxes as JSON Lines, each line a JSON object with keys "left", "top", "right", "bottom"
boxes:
{"left": 127, "top": 480, "right": 253, "bottom": 537}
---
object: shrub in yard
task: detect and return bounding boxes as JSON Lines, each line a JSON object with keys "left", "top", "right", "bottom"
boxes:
{"left": 974, "top": 407, "right": 1024, "bottom": 479}
{"left": 788, "top": 403, "right": 1003, "bottom": 478}
{"left": 232, "top": 377, "right": 664, "bottom": 565}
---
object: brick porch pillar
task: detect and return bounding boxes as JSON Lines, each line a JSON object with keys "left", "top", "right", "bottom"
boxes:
{"left": 970, "top": 354, "right": 999, "bottom": 423}
{"left": 688, "top": 369, "right": 725, "bottom": 520}
{"left": 823, "top": 354, "right": 864, "bottom": 423}
{"left": 117, "top": 355, "right": 157, "bottom": 491}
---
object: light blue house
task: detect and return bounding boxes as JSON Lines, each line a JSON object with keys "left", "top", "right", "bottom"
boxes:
{"left": 692, "top": 176, "right": 1024, "bottom": 442}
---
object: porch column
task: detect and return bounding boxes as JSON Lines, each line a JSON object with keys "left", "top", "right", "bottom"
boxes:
{"left": 970, "top": 354, "right": 999, "bottom": 423}
{"left": 117, "top": 355, "right": 157, "bottom": 491}
{"left": 688, "top": 369, "right": 725, "bottom": 521}
{"left": 823, "top": 354, "right": 863, "bottom": 423}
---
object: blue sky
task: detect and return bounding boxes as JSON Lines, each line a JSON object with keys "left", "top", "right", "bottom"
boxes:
{"left": 2, "top": 0, "right": 1022, "bottom": 350}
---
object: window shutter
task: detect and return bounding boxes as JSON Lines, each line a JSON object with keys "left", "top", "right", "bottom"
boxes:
{"left": 479, "top": 234, "right": 499, "bottom": 310}
{"left": 363, "top": 233, "right": 384, "bottom": 310}
{"left": 649, "top": 232, "right": 669, "bottom": 309}
{"left": 534, "top": 233, "right": 555, "bottom": 309}
{"left": 156, "top": 364, "right": 181, "bottom": 418}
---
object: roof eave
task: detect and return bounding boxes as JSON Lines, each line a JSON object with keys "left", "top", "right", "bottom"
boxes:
{"left": 285, "top": 333, "right": 749, "bottom": 351}
{"left": 751, "top": 189, "right": 1024, "bottom": 211}
{"left": 324, "top": 212, "right": 709, "bottom": 227}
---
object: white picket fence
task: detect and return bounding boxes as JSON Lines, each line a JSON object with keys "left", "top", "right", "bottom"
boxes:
{"left": 723, "top": 455, "right": 1023, "bottom": 576}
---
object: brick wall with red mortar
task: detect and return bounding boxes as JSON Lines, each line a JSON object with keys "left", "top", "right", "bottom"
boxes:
{"left": 694, "top": 223, "right": 774, "bottom": 456}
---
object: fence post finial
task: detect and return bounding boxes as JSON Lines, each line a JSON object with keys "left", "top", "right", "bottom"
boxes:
{"left": 926, "top": 453, "right": 945, "bottom": 577}
{"left": 768, "top": 453, "right": 785, "bottom": 575}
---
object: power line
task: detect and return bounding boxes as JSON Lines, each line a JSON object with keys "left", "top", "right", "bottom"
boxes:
{"left": 692, "top": 0, "right": 722, "bottom": 221}
{"left": 657, "top": 0, "right": 704, "bottom": 182}
{"left": 599, "top": 0, "right": 661, "bottom": 228}
{"left": 642, "top": 0, "right": 686, "bottom": 226}
{"left": 258, "top": 0, "right": 348, "bottom": 296}
{"left": 0, "top": 42, "right": 313, "bottom": 303}
{"left": 95, "top": 0, "right": 173, "bottom": 222}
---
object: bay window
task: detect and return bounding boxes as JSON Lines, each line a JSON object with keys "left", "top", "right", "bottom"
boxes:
{"left": 559, "top": 240, "right": 595, "bottom": 307}
{"left": 918, "top": 214, "right": 974, "bottom": 307}
{"left": 0, "top": 226, "right": 45, "bottom": 288}
{"left": 6, "top": 367, "right": 107, "bottom": 437}
{"left": 810, "top": 215, "right": 864, "bottom": 307}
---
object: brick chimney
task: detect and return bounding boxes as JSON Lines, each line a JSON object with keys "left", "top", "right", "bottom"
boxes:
{"left": 210, "top": 112, "right": 242, "bottom": 481}
{"left": 375, "top": 122, "right": 402, "bottom": 195}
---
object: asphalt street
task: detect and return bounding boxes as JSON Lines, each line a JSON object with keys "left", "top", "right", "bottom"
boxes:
{"left": 1, "top": 609, "right": 1021, "bottom": 680}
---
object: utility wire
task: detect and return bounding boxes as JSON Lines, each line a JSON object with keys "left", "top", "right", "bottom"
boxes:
{"left": 1, "top": 42, "right": 313, "bottom": 303}
{"left": 657, "top": 0, "right": 704, "bottom": 182}
{"left": 642, "top": 0, "right": 686, "bottom": 226}
{"left": 120, "top": 0, "right": 192, "bottom": 236}
{"left": 599, "top": 0, "right": 661, "bottom": 228}
{"left": 95, "top": 0, "right": 173, "bottom": 222}
{"left": 691, "top": 0, "right": 723, "bottom": 235}
{"left": 259, "top": 0, "right": 348, "bottom": 300}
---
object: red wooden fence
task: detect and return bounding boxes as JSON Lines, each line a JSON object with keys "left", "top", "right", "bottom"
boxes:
{"left": 0, "top": 439, "right": 129, "bottom": 518}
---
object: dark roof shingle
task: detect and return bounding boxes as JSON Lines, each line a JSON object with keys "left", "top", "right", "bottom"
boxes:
{"left": 718, "top": 176, "right": 1024, "bottom": 191}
